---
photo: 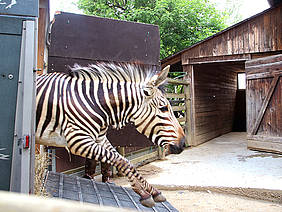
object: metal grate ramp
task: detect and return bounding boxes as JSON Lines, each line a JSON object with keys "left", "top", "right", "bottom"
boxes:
{"left": 45, "top": 171, "right": 178, "bottom": 212}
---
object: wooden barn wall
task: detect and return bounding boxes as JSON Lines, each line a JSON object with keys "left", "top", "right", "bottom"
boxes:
{"left": 193, "top": 65, "right": 237, "bottom": 145}
{"left": 181, "top": 4, "right": 282, "bottom": 64}
{"left": 246, "top": 54, "right": 282, "bottom": 153}
{"left": 247, "top": 77, "right": 281, "bottom": 137}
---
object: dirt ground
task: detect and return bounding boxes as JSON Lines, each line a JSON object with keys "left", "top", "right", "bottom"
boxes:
{"left": 112, "top": 174, "right": 282, "bottom": 212}
{"left": 161, "top": 190, "right": 282, "bottom": 212}
{"left": 111, "top": 163, "right": 282, "bottom": 212}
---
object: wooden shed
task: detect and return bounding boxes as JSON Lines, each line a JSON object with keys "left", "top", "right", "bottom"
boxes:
{"left": 161, "top": 3, "right": 282, "bottom": 153}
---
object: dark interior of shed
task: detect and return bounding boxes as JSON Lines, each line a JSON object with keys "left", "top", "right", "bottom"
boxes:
{"left": 192, "top": 61, "right": 246, "bottom": 145}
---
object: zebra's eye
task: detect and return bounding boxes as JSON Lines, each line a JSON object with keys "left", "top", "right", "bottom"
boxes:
{"left": 160, "top": 106, "right": 169, "bottom": 112}
{"left": 143, "top": 90, "right": 150, "bottom": 96}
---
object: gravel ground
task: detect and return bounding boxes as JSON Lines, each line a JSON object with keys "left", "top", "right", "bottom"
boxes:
{"left": 161, "top": 190, "right": 282, "bottom": 212}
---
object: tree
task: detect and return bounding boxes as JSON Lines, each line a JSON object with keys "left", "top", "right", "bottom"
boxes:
{"left": 77, "top": 0, "right": 227, "bottom": 59}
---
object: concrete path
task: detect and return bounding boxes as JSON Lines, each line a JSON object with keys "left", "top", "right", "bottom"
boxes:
{"left": 140, "top": 132, "right": 282, "bottom": 190}
{"left": 112, "top": 132, "right": 282, "bottom": 200}
{"left": 110, "top": 132, "right": 282, "bottom": 211}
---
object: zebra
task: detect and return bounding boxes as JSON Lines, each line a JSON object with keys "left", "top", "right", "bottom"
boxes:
{"left": 36, "top": 62, "right": 185, "bottom": 207}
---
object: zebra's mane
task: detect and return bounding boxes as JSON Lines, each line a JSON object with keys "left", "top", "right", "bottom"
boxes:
{"left": 70, "top": 62, "right": 160, "bottom": 84}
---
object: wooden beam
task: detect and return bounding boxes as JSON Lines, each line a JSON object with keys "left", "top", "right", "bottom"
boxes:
{"left": 250, "top": 75, "right": 280, "bottom": 135}
{"left": 177, "top": 117, "right": 186, "bottom": 123}
{"left": 246, "top": 71, "right": 282, "bottom": 80}
{"left": 172, "top": 105, "right": 186, "bottom": 111}
{"left": 167, "top": 78, "right": 190, "bottom": 85}
{"left": 247, "top": 54, "right": 282, "bottom": 67}
{"left": 166, "top": 93, "right": 185, "bottom": 98}
{"left": 246, "top": 61, "right": 282, "bottom": 74}
{"left": 247, "top": 140, "right": 282, "bottom": 154}
{"left": 247, "top": 134, "right": 282, "bottom": 143}
{"left": 183, "top": 65, "right": 195, "bottom": 146}
{"left": 185, "top": 54, "right": 251, "bottom": 65}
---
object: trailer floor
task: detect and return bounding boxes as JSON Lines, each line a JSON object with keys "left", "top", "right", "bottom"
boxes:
{"left": 44, "top": 171, "right": 178, "bottom": 211}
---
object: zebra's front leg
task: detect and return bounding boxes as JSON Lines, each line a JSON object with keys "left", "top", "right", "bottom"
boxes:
{"left": 112, "top": 157, "right": 166, "bottom": 207}
{"left": 97, "top": 139, "right": 166, "bottom": 207}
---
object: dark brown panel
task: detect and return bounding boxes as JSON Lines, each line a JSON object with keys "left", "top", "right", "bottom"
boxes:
{"left": 49, "top": 12, "right": 160, "bottom": 65}
{"left": 47, "top": 12, "right": 161, "bottom": 148}
{"left": 107, "top": 124, "right": 153, "bottom": 148}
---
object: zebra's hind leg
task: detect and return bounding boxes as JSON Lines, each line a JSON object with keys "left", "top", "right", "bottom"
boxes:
{"left": 84, "top": 158, "right": 112, "bottom": 183}
{"left": 101, "top": 162, "right": 112, "bottom": 183}
{"left": 83, "top": 158, "right": 97, "bottom": 179}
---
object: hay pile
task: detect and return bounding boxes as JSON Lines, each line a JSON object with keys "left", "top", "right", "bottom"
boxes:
{"left": 34, "top": 152, "right": 50, "bottom": 196}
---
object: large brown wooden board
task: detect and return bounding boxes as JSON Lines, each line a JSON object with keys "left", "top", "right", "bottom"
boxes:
{"left": 47, "top": 12, "right": 159, "bottom": 148}
{"left": 47, "top": 12, "right": 160, "bottom": 172}
{"left": 246, "top": 54, "right": 282, "bottom": 153}
{"left": 48, "top": 12, "right": 160, "bottom": 66}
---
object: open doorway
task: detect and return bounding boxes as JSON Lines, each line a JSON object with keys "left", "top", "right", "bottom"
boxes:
{"left": 233, "top": 73, "right": 246, "bottom": 132}
{"left": 191, "top": 61, "right": 246, "bottom": 145}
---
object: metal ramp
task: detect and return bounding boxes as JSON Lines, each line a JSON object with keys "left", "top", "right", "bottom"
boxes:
{"left": 45, "top": 172, "right": 178, "bottom": 212}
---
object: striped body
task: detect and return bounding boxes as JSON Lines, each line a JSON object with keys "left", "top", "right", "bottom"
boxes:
{"left": 36, "top": 62, "right": 185, "bottom": 207}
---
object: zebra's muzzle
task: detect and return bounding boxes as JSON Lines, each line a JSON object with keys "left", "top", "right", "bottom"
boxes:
{"left": 168, "top": 137, "right": 185, "bottom": 154}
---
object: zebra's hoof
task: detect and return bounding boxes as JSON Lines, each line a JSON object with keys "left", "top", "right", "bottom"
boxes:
{"left": 140, "top": 196, "right": 155, "bottom": 208}
{"left": 153, "top": 192, "right": 166, "bottom": 202}
{"left": 82, "top": 174, "right": 93, "bottom": 180}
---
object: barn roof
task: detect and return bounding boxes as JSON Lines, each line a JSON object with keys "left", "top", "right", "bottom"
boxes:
{"left": 161, "top": 3, "right": 281, "bottom": 66}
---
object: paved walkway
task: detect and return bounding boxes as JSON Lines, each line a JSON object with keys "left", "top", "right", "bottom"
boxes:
{"left": 113, "top": 132, "right": 282, "bottom": 191}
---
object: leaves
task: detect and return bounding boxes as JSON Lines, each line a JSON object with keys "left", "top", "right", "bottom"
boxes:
{"left": 77, "top": 0, "right": 227, "bottom": 59}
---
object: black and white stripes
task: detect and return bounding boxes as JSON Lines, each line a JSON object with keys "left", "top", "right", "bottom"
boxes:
{"left": 35, "top": 62, "right": 185, "bottom": 207}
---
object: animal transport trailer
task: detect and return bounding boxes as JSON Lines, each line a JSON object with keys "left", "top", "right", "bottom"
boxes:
{"left": 0, "top": 0, "right": 38, "bottom": 192}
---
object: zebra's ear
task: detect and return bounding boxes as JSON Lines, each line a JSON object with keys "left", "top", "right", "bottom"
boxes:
{"left": 150, "top": 65, "right": 170, "bottom": 87}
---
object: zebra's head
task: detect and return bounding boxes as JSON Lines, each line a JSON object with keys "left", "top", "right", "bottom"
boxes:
{"left": 133, "top": 65, "right": 185, "bottom": 154}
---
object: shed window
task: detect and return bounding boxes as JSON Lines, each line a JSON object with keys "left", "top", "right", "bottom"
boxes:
{"left": 238, "top": 73, "right": 246, "bottom": 89}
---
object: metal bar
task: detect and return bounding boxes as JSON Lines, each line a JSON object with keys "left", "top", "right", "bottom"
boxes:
{"left": 161, "top": 202, "right": 173, "bottom": 212}
{"left": 106, "top": 183, "right": 122, "bottom": 208}
{"left": 92, "top": 181, "right": 103, "bottom": 206}
{"left": 76, "top": 177, "right": 83, "bottom": 202}
{"left": 0, "top": 14, "right": 36, "bottom": 20}
{"left": 152, "top": 206, "right": 158, "bottom": 212}
{"left": 58, "top": 173, "right": 64, "bottom": 198}
{"left": 167, "top": 78, "right": 190, "bottom": 85}
{"left": 121, "top": 187, "right": 141, "bottom": 211}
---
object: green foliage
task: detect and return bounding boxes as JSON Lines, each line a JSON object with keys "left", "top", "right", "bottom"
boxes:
{"left": 77, "top": 0, "right": 227, "bottom": 59}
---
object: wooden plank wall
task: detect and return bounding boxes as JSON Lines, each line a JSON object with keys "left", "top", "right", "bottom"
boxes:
{"left": 181, "top": 4, "right": 282, "bottom": 64}
{"left": 246, "top": 54, "right": 282, "bottom": 138}
{"left": 193, "top": 64, "right": 238, "bottom": 145}
{"left": 37, "top": 0, "right": 49, "bottom": 75}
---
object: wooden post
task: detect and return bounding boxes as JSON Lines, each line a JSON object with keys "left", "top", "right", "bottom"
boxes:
{"left": 158, "top": 146, "right": 165, "bottom": 160}
{"left": 183, "top": 65, "right": 195, "bottom": 146}
{"left": 184, "top": 83, "right": 191, "bottom": 146}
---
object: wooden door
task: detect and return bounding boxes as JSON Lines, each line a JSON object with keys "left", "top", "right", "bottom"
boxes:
{"left": 246, "top": 54, "right": 282, "bottom": 154}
